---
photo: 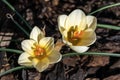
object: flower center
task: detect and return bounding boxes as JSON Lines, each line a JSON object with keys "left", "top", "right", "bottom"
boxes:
{"left": 72, "top": 30, "right": 83, "bottom": 39}
{"left": 34, "top": 45, "right": 45, "bottom": 56}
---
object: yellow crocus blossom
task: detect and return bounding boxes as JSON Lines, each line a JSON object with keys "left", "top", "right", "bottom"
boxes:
{"left": 58, "top": 9, "right": 97, "bottom": 53}
{"left": 18, "top": 26, "right": 62, "bottom": 72}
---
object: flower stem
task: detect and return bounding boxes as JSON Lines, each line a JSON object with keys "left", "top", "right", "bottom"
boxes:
{"left": 89, "top": 3, "right": 120, "bottom": 15}
{"left": 0, "top": 48, "right": 23, "bottom": 54}
{"left": 62, "top": 52, "right": 120, "bottom": 58}
{"left": 2, "top": 0, "right": 32, "bottom": 30}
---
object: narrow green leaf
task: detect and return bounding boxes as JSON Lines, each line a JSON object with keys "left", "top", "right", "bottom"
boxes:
{"left": 63, "top": 52, "right": 120, "bottom": 58}
{"left": 2, "top": 0, "right": 32, "bottom": 30}
{"left": 97, "top": 24, "right": 120, "bottom": 30}
{"left": 0, "top": 66, "right": 32, "bottom": 77}
{"left": 89, "top": 3, "right": 120, "bottom": 15}
{"left": 0, "top": 48, "right": 23, "bottom": 54}
{"left": 11, "top": 17, "right": 29, "bottom": 36}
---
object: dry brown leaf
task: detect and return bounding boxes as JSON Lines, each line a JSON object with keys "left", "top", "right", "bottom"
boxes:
{"left": 0, "top": 74, "right": 15, "bottom": 80}
{"left": 0, "top": 32, "right": 15, "bottom": 80}
{"left": 103, "top": 74, "right": 120, "bottom": 80}
{"left": 87, "top": 56, "right": 109, "bottom": 67}
{"left": 86, "top": 78, "right": 100, "bottom": 80}
{"left": 70, "top": 69, "right": 86, "bottom": 80}
{"left": 55, "top": 39, "right": 65, "bottom": 51}
{"left": 0, "top": 32, "right": 14, "bottom": 47}
{"left": 28, "top": 70, "right": 41, "bottom": 80}
{"left": 110, "top": 59, "right": 120, "bottom": 69}
{"left": 87, "top": 67, "right": 100, "bottom": 75}
{"left": 63, "top": 56, "right": 80, "bottom": 67}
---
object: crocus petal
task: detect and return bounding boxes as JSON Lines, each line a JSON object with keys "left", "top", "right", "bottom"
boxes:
{"left": 65, "top": 9, "right": 86, "bottom": 31}
{"left": 32, "top": 58, "right": 49, "bottom": 72}
{"left": 70, "top": 46, "right": 89, "bottom": 53}
{"left": 18, "top": 52, "right": 32, "bottom": 66}
{"left": 86, "top": 16, "right": 97, "bottom": 31}
{"left": 62, "top": 36, "right": 72, "bottom": 46}
{"left": 30, "top": 26, "right": 44, "bottom": 42}
{"left": 77, "top": 29, "right": 96, "bottom": 46}
{"left": 61, "top": 30, "right": 72, "bottom": 45}
{"left": 21, "top": 40, "right": 35, "bottom": 56}
{"left": 58, "top": 15, "right": 67, "bottom": 34}
{"left": 47, "top": 50, "right": 62, "bottom": 64}
{"left": 39, "top": 37, "right": 54, "bottom": 55}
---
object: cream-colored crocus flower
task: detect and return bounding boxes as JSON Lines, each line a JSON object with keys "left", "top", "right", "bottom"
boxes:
{"left": 58, "top": 9, "right": 97, "bottom": 53}
{"left": 18, "top": 26, "right": 62, "bottom": 72}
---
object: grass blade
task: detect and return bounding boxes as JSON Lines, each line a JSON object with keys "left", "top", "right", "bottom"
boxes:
{"left": 2, "top": 0, "right": 32, "bottom": 30}
{"left": 89, "top": 3, "right": 120, "bottom": 15}
{"left": 97, "top": 24, "right": 120, "bottom": 30}
{"left": 10, "top": 15, "right": 29, "bottom": 36}
{"left": 0, "top": 48, "right": 23, "bottom": 54}
{"left": 63, "top": 52, "right": 120, "bottom": 58}
{"left": 0, "top": 66, "right": 29, "bottom": 77}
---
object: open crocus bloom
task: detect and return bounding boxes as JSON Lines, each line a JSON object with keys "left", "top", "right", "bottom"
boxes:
{"left": 18, "top": 26, "right": 62, "bottom": 72}
{"left": 58, "top": 9, "right": 97, "bottom": 53}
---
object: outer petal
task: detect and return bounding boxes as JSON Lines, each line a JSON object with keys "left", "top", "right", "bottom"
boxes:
{"left": 32, "top": 58, "right": 49, "bottom": 72}
{"left": 18, "top": 52, "right": 32, "bottom": 66}
{"left": 21, "top": 40, "right": 35, "bottom": 56}
{"left": 70, "top": 46, "right": 89, "bottom": 53}
{"left": 30, "top": 26, "right": 44, "bottom": 42}
{"left": 39, "top": 37, "right": 54, "bottom": 55}
{"left": 86, "top": 16, "right": 97, "bottom": 31}
{"left": 47, "top": 50, "right": 62, "bottom": 64}
{"left": 58, "top": 15, "right": 67, "bottom": 34}
{"left": 65, "top": 9, "right": 86, "bottom": 31}
{"left": 77, "top": 29, "right": 96, "bottom": 46}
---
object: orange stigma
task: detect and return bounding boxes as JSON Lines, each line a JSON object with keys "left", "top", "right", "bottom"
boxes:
{"left": 34, "top": 45, "right": 45, "bottom": 56}
{"left": 72, "top": 30, "right": 83, "bottom": 39}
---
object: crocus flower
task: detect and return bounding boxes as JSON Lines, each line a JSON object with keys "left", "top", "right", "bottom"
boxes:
{"left": 58, "top": 9, "right": 97, "bottom": 53}
{"left": 18, "top": 26, "right": 62, "bottom": 72}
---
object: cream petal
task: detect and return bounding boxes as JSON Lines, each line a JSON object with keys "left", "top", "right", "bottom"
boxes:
{"left": 58, "top": 15, "right": 67, "bottom": 33}
{"left": 47, "top": 50, "right": 62, "bottom": 64}
{"left": 70, "top": 46, "right": 89, "bottom": 53}
{"left": 21, "top": 40, "right": 35, "bottom": 56}
{"left": 18, "top": 52, "right": 32, "bottom": 66}
{"left": 30, "top": 26, "right": 44, "bottom": 42}
{"left": 65, "top": 9, "right": 86, "bottom": 31}
{"left": 77, "top": 29, "right": 96, "bottom": 46}
{"left": 39, "top": 37, "right": 54, "bottom": 55}
{"left": 86, "top": 16, "right": 97, "bottom": 30}
{"left": 62, "top": 30, "right": 68, "bottom": 40}
{"left": 61, "top": 30, "right": 72, "bottom": 45}
{"left": 32, "top": 58, "right": 49, "bottom": 72}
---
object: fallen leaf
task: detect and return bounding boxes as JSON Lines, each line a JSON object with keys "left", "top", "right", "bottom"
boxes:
{"left": 86, "top": 78, "right": 100, "bottom": 80}
{"left": 70, "top": 69, "right": 86, "bottom": 80}
{"left": 55, "top": 39, "right": 65, "bottom": 51}
{"left": 103, "top": 74, "right": 120, "bottom": 80}
{"left": 87, "top": 56, "right": 109, "bottom": 67}
{"left": 63, "top": 56, "right": 80, "bottom": 67}
{"left": 110, "top": 59, "right": 120, "bottom": 69}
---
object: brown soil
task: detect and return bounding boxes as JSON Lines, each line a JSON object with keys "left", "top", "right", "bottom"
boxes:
{"left": 0, "top": 0, "right": 120, "bottom": 80}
